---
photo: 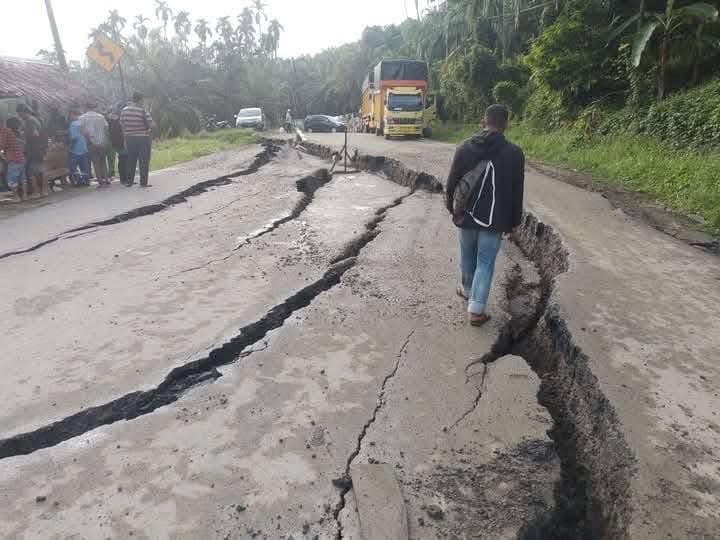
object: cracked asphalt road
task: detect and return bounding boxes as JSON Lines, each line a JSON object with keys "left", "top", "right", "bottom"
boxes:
{"left": 306, "top": 133, "right": 720, "bottom": 538}
{"left": 0, "top": 143, "right": 557, "bottom": 538}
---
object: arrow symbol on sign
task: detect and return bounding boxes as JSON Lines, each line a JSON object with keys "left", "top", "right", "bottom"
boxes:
{"left": 94, "top": 40, "right": 116, "bottom": 63}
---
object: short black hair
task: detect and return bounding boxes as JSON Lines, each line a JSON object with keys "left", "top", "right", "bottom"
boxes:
{"left": 132, "top": 92, "right": 143, "bottom": 102}
{"left": 485, "top": 104, "right": 509, "bottom": 129}
{"left": 6, "top": 117, "right": 21, "bottom": 131}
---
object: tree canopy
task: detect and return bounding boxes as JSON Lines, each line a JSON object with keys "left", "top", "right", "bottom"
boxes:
{"left": 54, "top": 0, "right": 720, "bottom": 135}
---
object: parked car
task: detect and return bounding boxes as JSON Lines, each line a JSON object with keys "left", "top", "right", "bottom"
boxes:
{"left": 304, "top": 115, "right": 346, "bottom": 133}
{"left": 235, "top": 107, "right": 265, "bottom": 130}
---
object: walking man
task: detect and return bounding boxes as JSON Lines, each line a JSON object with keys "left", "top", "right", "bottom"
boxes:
{"left": 120, "top": 92, "right": 155, "bottom": 187}
{"left": 445, "top": 104, "right": 525, "bottom": 326}
{"left": 79, "top": 103, "right": 110, "bottom": 187}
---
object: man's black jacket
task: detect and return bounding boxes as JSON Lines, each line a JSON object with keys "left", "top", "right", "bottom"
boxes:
{"left": 445, "top": 130, "right": 525, "bottom": 233}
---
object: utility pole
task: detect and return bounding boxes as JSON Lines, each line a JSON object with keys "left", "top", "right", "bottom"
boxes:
{"left": 44, "top": 0, "right": 68, "bottom": 72}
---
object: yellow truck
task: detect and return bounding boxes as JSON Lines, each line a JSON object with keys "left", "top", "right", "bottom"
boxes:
{"left": 361, "top": 59, "right": 435, "bottom": 139}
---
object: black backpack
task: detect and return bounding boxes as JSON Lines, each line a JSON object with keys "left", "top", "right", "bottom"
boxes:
{"left": 452, "top": 158, "right": 497, "bottom": 228}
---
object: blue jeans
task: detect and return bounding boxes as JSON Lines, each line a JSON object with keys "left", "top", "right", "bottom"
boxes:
{"left": 69, "top": 153, "right": 90, "bottom": 185}
{"left": 458, "top": 228, "right": 502, "bottom": 314}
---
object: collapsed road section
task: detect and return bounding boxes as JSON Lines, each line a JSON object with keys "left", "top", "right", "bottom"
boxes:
{"left": 299, "top": 138, "right": 633, "bottom": 539}
{"left": 0, "top": 173, "right": 556, "bottom": 539}
{"left": 3, "top": 135, "right": 718, "bottom": 538}
{"left": 304, "top": 132, "right": 720, "bottom": 538}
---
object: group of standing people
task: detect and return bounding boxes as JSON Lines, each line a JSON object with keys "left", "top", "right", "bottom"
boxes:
{"left": 0, "top": 92, "right": 155, "bottom": 202}
{"left": 67, "top": 92, "right": 155, "bottom": 189}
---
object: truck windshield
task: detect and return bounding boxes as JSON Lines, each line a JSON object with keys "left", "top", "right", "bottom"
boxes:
{"left": 387, "top": 94, "right": 423, "bottom": 112}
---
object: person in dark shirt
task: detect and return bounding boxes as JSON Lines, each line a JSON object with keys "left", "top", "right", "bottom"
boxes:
{"left": 108, "top": 107, "right": 127, "bottom": 184}
{"left": 16, "top": 104, "right": 49, "bottom": 198}
{"left": 445, "top": 104, "right": 525, "bottom": 327}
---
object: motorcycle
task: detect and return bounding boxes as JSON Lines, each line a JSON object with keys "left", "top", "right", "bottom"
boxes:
{"left": 206, "top": 115, "right": 231, "bottom": 132}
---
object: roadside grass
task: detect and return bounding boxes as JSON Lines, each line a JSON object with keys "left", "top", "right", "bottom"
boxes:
{"left": 150, "top": 129, "right": 258, "bottom": 171}
{"left": 431, "top": 122, "right": 479, "bottom": 143}
{"left": 432, "top": 123, "right": 720, "bottom": 234}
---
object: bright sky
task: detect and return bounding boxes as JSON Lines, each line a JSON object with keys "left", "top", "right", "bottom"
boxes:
{"left": 0, "top": 0, "right": 430, "bottom": 62}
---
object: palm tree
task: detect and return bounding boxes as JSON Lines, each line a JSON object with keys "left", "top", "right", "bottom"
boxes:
{"left": 174, "top": 10, "right": 192, "bottom": 47}
{"left": 609, "top": 0, "right": 718, "bottom": 100}
{"left": 194, "top": 18, "right": 213, "bottom": 48}
{"left": 237, "top": 8, "right": 257, "bottom": 55}
{"left": 216, "top": 16, "right": 235, "bottom": 48}
{"left": 134, "top": 15, "right": 150, "bottom": 42}
{"left": 106, "top": 9, "right": 127, "bottom": 40}
{"left": 154, "top": 0, "right": 173, "bottom": 38}
{"left": 267, "top": 18, "right": 284, "bottom": 59}
{"left": 252, "top": 0, "right": 268, "bottom": 36}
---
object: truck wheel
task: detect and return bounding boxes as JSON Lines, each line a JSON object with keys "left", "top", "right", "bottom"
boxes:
{"left": 423, "top": 126, "right": 433, "bottom": 138}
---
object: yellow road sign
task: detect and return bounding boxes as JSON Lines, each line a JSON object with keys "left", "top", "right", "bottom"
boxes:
{"left": 87, "top": 33, "right": 124, "bottom": 72}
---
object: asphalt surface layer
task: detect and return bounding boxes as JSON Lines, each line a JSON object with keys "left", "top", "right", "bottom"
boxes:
{"left": 3, "top": 131, "right": 718, "bottom": 539}
{"left": 0, "top": 142, "right": 557, "bottom": 539}
{"left": 305, "top": 133, "right": 720, "bottom": 539}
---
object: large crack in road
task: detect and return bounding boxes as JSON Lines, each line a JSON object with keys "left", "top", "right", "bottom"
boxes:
{"left": 0, "top": 143, "right": 280, "bottom": 261}
{"left": 300, "top": 138, "right": 636, "bottom": 539}
{"left": 0, "top": 138, "right": 641, "bottom": 538}
{"left": 0, "top": 179, "right": 417, "bottom": 460}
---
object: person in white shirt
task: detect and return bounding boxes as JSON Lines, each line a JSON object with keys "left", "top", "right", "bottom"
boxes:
{"left": 79, "top": 103, "right": 110, "bottom": 187}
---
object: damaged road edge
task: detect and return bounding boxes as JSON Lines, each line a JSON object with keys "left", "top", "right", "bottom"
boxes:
{"left": 476, "top": 213, "right": 635, "bottom": 540}
{"left": 300, "top": 139, "right": 635, "bottom": 539}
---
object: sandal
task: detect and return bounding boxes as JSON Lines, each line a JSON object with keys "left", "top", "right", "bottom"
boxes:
{"left": 469, "top": 313, "right": 491, "bottom": 327}
{"left": 456, "top": 286, "right": 468, "bottom": 300}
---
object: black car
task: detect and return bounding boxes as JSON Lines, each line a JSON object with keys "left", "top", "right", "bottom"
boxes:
{"left": 304, "top": 115, "right": 346, "bottom": 133}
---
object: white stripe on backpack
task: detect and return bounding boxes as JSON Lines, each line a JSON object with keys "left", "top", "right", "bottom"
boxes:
{"left": 468, "top": 161, "right": 496, "bottom": 227}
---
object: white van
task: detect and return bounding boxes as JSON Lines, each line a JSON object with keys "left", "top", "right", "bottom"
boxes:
{"left": 235, "top": 107, "right": 265, "bottom": 130}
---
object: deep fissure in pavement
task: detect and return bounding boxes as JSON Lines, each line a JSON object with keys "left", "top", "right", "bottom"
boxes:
{"left": 300, "top": 139, "right": 635, "bottom": 539}
{"left": 0, "top": 182, "right": 416, "bottom": 460}
{"left": 0, "top": 143, "right": 280, "bottom": 261}
{"left": 483, "top": 213, "right": 635, "bottom": 540}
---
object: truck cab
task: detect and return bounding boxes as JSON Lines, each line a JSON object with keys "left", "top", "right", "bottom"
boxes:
{"left": 361, "top": 59, "right": 434, "bottom": 139}
{"left": 383, "top": 87, "right": 425, "bottom": 138}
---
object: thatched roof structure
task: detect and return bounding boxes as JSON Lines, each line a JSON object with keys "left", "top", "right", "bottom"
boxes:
{"left": 0, "top": 56, "right": 96, "bottom": 109}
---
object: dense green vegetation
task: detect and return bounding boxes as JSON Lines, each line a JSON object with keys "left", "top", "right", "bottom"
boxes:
{"left": 150, "top": 129, "right": 257, "bottom": 171}
{"left": 512, "top": 126, "right": 720, "bottom": 232}
{"left": 51, "top": 1, "right": 720, "bottom": 137}
{"left": 41, "top": 0, "right": 720, "bottom": 229}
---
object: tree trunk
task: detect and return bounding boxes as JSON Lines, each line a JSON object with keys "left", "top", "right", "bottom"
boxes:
{"left": 657, "top": 35, "right": 668, "bottom": 101}
{"left": 44, "top": 0, "right": 68, "bottom": 72}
